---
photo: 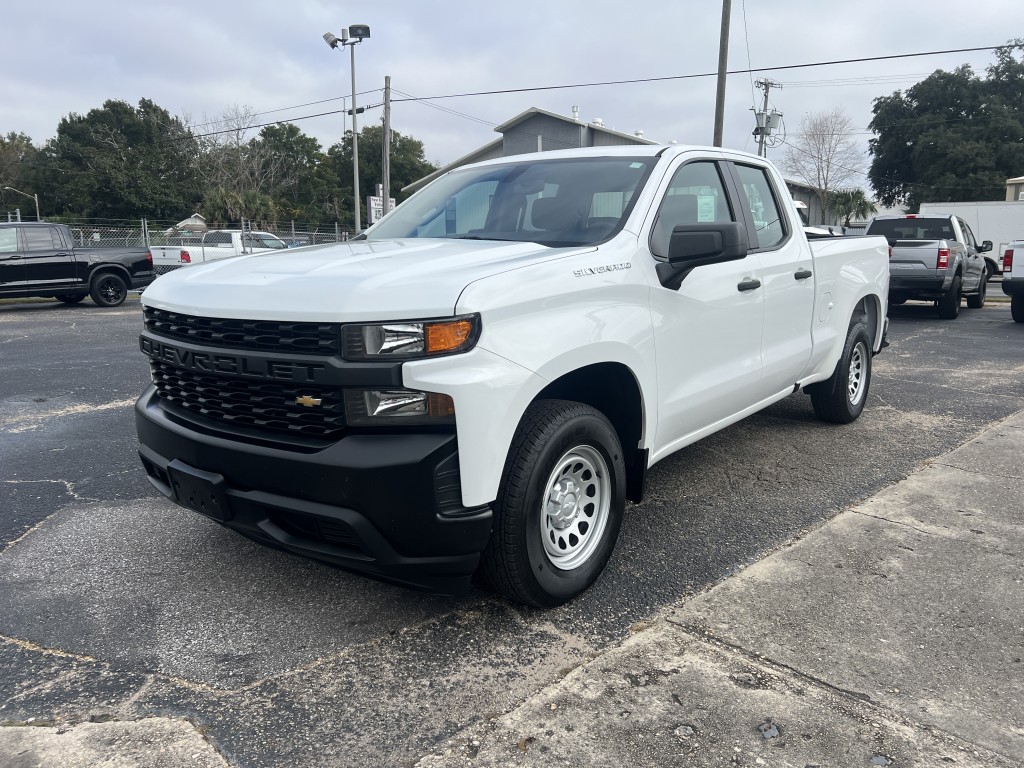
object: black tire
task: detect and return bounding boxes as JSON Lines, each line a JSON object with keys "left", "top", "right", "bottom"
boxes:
{"left": 54, "top": 294, "right": 86, "bottom": 304}
{"left": 89, "top": 273, "right": 128, "bottom": 307}
{"left": 966, "top": 272, "right": 987, "bottom": 309}
{"left": 936, "top": 275, "right": 962, "bottom": 320}
{"left": 480, "top": 399, "right": 626, "bottom": 607}
{"left": 808, "top": 322, "right": 872, "bottom": 424}
{"left": 1012, "top": 295, "right": 1024, "bottom": 324}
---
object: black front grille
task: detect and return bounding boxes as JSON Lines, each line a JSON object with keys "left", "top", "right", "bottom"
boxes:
{"left": 144, "top": 307, "right": 342, "bottom": 356}
{"left": 150, "top": 360, "right": 345, "bottom": 439}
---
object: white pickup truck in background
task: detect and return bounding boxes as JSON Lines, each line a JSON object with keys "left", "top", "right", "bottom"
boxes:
{"left": 135, "top": 145, "right": 890, "bottom": 606}
{"left": 150, "top": 229, "right": 287, "bottom": 275}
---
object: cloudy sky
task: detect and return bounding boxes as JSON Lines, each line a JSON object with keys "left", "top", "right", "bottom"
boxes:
{"left": 2, "top": 0, "right": 1019, "bottom": 188}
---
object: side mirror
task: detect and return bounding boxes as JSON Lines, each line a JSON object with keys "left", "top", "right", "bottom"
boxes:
{"left": 980, "top": 239, "right": 993, "bottom": 253}
{"left": 657, "top": 222, "right": 748, "bottom": 290}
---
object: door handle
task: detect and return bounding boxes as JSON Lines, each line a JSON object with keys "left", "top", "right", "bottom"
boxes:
{"left": 794, "top": 268, "right": 813, "bottom": 280}
{"left": 737, "top": 278, "right": 761, "bottom": 292}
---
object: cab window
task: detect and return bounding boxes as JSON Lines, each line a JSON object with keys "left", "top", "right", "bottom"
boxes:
{"left": 0, "top": 229, "right": 16, "bottom": 253}
{"left": 650, "top": 161, "right": 734, "bottom": 258}
{"left": 733, "top": 164, "right": 787, "bottom": 250}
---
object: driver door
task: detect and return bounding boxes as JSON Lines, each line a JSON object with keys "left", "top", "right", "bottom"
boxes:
{"left": 648, "top": 160, "right": 765, "bottom": 455}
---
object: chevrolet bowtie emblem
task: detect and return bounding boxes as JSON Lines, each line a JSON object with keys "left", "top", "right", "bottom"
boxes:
{"left": 294, "top": 394, "right": 323, "bottom": 407}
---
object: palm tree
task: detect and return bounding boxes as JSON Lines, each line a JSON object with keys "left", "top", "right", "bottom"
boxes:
{"left": 828, "top": 189, "right": 877, "bottom": 228}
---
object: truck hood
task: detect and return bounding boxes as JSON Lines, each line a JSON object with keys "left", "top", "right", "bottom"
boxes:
{"left": 141, "top": 238, "right": 592, "bottom": 321}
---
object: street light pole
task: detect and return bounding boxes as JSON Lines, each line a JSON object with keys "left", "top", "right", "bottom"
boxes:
{"left": 323, "top": 25, "right": 370, "bottom": 235}
{"left": 349, "top": 39, "right": 361, "bottom": 234}
{"left": 3, "top": 186, "right": 40, "bottom": 220}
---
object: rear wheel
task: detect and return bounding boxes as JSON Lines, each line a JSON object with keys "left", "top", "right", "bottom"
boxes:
{"left": 808, "top": 322, "right": 872, "bottom": 424}
{"left": 89, "top": 273, "right": 127, "bottom": 307}
{"left": 480, "top": 400, "right": 625, "bottom": 607}
{"left": 1012, "top": 295, "right": 1024, "bottom": 323}
{"left": 936, "top": 275, "right": 962, "bottom": 319}
{"left": 54, "top": 294, "right": 85, "bottom": 304}
{"left": 966, "top": 272, "right": 987, "bottom": 309}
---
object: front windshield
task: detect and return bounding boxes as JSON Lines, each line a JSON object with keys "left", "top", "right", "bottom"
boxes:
{"left": 366, "top": 156, "right": 656, "bottom": 247}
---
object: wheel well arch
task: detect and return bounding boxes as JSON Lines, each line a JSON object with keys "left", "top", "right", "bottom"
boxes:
{"left": 851, "top": 294, "right": 883, "bottom": 350}
{"left": 89, "top": 264, "right": 131, "bottom": 283}
{"left": 534, "top": 362, "right": 647, "bottom": 502}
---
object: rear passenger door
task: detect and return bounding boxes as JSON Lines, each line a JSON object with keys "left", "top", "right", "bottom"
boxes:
{"left": 727, "top": 161, "right": 814, "bottom": 394}
{"left": 22, "top": 225, "right": 80, "bottom": 291}
{"left": 957, "top": 218, "right": 984, "bottom": 291}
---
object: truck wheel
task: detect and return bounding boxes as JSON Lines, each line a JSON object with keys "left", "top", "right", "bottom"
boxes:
{"left": 936, "top": 276, "right": 962, "bottom": 319}
{"left": 808, "top": 322, "right": 872, "bottom": 424}
{"left": 54, "top": 294, "right": 85, "bottom": 304}
{"left": 480, "top": 399, "right": 625, "bottom": 607}
{"left": 966, "top": 273, "right": 987, "bottom": 309}
{"left": 1012, "top": 295, "right": 1024, "bottom": 323}
{"left": 90, "top": 273, "right": 127, "bottom": 307}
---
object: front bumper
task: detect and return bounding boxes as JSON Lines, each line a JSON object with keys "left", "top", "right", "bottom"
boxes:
{"left": 135, "top": 387, "right": 492, "bottom": 594}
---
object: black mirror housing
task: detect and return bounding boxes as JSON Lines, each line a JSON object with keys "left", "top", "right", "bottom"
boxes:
{"left": 980, "top": 239, "right": 993, "bottom": 252}
{"left": 667, "top": 222, "right": 748, "bottom": 267}
{"left": 657, "top": 222, "right": 749, "bottom": 291}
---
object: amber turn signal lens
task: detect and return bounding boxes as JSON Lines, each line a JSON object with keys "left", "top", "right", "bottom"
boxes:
{"left": 428, "top": 393, "right": 456, "bottom": 417}
{"left": 425, "top": 319, "right": 474, "bottom": 353}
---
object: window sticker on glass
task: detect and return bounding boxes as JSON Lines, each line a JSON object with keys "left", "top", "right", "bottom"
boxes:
{"left": 697, "top": 197, "right": 717, "bottom": 222}
{"left": 629, "top": 163, "right": 645, "bottom": 169}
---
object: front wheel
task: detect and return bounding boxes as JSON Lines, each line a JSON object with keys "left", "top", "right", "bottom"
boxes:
{"left": 480, "top": 400, "right": 626, "bottom": 607}
{"left": 1012, "top": 295, "right": 1024, "bottom": 323}
{"left": 89, "top": 273, "right": 127, "bottom": 307}
{"left": 808, "top": 322, "right": 872, "bottom": 424}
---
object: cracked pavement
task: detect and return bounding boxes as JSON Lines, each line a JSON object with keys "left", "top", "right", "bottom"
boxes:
{"left": 1, "top": 298, "right": 1022, "bottom": 767}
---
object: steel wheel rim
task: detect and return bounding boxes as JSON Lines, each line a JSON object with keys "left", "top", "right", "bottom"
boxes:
{"left": 848, "top": 342, "right": 867, "bottom": 406}
{"left": 540, "top": 444, "right": 610, "bottom": 571}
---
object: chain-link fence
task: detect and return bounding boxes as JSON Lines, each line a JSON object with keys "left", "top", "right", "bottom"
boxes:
{"left": 42, "top": 217, "right": 354, "bottom": 251}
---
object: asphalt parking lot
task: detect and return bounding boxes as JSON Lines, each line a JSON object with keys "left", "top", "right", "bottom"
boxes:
{"left": 1, "top": 296, "right": 1022, "bottom": 767}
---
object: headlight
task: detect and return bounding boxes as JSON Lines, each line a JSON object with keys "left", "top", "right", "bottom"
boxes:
{"left": 344, "top": 389, "right": 455, "bottom": 426}
{"left": 342, "top": 315, "right": 479, "bottom": 360}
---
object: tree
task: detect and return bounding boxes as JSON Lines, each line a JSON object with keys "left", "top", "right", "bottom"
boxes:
{"left": 782, "top": 107, "right": 863, "bottom": 220}
{"left": 40, "top": 99, "right": 201, "bottom": 219}
{"left": 827, "top": 189, "right": 877, "bottom": 228}
{"left": 319, "top": 125, "right": 438, "bottom": 228}
{"left": 868, "top": 40, "right": 1024, "bottom": 210}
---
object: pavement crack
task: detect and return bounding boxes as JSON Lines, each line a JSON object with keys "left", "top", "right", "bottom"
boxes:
{"left": 851, "top": 509, "right": 938, "bottom": 536}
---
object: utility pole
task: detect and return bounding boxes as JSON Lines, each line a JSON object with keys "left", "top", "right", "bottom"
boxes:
{"left": 712, "top": 0, "right": 732, "bottom": 147}
{"left": 753, "top": 79, "right": 782, "bottom": 157}
{"left": 382, "top": 75, "right": 392, "bottom": 216}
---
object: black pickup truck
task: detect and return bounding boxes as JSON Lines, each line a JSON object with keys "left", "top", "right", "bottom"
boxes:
{"left": 0, "top": 222, "right": 153, "bottom": 307}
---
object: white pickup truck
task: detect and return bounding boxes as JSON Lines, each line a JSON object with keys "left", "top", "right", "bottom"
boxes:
{"left": 135, "top": 145, "right": 890, "bottom": 606}
{"left": 150, "top": 229, "right": 287, "bottom": 275}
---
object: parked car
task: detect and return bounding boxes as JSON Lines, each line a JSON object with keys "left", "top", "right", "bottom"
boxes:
{"left": 0, "top": 222, "right": 153, "bottom": 307}
{"left": 150, "top": 230, "right": 287, "bottom": 275}
{"left": 135, "top": 145, "right": 889, "bottom": 606}
{"left": 1001, "top": 241, "right": 1024, "bottom": 323}
{"left": 864, "top": 214, "right": 991, "bottom": 319}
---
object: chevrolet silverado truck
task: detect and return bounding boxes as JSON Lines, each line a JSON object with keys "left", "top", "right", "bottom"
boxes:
{"left": 0, "top": 221, "right": 153, "bottom": 306}
{"left": 151, "top": 229, "right": 287, "bottom": 275}
{"left": 135, "top": 146, "right": 890, "bottom": 606}
{"left": 864, "top": 214, "right": 992, "bottom": 319}
{"left": 1001, "top": 241, "right": 1024, "bottom": 322}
